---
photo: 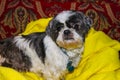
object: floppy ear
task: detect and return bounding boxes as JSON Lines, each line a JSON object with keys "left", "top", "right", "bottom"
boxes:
{"left": 84, "top": 16, "right": 93, "bottom": 29}
{"left": 46, "top": 20, "right": 53, "bottom": 35}
{"left": 76, "top": 11, "right": 93, "bottom": 29}
{"left": 46, "top": 19, "right": 58, "bottom": 35}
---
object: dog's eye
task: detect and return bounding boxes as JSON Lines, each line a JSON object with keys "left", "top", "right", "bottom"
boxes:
{"left": 74, "top": 24, "right": 79, "bottom": 30}
{"left": 56, "top": 25, "right": 64, "bottom": 31}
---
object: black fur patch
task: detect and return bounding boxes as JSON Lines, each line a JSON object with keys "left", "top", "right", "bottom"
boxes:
{"left": 22, "top": 32, "right": 46, "bottom": 63}
{"left": 0, "top": 38, "right": 32, "bottom": 71}
{"left": 0, "top": 32, "right": 46, "bottom": 71}
{"left": 46, "top": 20, "right": 61, "bottom": 41}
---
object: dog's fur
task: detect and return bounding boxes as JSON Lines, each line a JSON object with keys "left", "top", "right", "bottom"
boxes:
{"left": 0, "top": 10, "right": 92, "bottom": 80}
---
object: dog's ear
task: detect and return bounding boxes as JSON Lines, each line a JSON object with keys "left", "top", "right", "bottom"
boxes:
{"left": 84, "top": 16, "right": 93, "bottom": 29}
{"left": 46, "top": 20, "right": 53, "bottom": 35}
{"left": 76, "top": 11, "right": 93, "bottom": 29}
{"left": 46, "top": 19, "right": 57, "bottom": 35}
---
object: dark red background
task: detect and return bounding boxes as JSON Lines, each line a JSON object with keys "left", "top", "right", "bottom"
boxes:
{"left": 0, "top": 0, "right": 120, "bottom": 41}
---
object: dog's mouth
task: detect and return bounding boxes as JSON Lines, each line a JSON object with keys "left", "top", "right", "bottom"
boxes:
{"left": 63, "top": 34, "right": 74, "bottom": 40}
{"left": 57, "top": 39, "right": 83, "bottom": 50}
{"left": 57, "top": 34, "right": 83, "bottom": 50}
{"left": 56, "top": 30, "right": 83, "bottom": 50}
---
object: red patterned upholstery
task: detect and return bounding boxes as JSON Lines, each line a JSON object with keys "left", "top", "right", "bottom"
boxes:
{"left": 0, "top": 0, "right": 120, "bottom": 41}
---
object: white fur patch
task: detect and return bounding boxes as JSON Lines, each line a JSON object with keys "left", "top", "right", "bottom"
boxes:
{"left": 43, "top": 35, "right": 69, "bottom": 79}
{"left": 66, "top": 47, "right": 84, "bottom": 67}
{"left": 55, "top": 11, "right": 75, "bottom": 23}
{"left": 13, "top": 36, "right": 44, "bottom": 72}
{"left": 0, "top": 55, "right": 5, "bottom": 65}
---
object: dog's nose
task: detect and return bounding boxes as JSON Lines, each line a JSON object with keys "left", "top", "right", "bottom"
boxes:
{"left": 64, "top": 30, "right": 71, "bottom": 35}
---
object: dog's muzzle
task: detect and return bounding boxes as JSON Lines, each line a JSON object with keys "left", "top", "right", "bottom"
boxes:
{"left": 57, "top": 29, "right": 83, "bottom": 50}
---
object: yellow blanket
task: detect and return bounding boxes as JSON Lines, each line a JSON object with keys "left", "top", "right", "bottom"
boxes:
{"left": 0, "top": 18, "right": 120, "bottom": 80}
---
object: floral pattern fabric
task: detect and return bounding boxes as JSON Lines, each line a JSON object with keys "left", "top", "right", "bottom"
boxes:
{"left": 0, "top": 0, "right": 120, "bottom": 41}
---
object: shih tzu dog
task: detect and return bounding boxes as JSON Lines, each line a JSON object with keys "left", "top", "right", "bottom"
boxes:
{"left": 0, "top": 10, "right": 92, "bottom": 80}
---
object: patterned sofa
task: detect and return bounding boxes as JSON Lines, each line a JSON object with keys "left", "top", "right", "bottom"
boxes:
{"left": 0, "top": 0, "right": 120, "bottom": 41}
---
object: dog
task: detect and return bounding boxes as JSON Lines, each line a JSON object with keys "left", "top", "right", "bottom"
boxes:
{"left": 0, "top": 10, "right": 92, "bottom": 80}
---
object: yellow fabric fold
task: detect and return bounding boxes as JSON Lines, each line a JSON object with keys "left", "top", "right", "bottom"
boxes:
{"left": 0, "top": 67, "right": 43, "bottom": 80}
{"left": 65, "top": 28, "right": 120, "bottom": 80}
{"left": 0, "top": 18, "right": 120, "bottom": 80}
{"left": 20, "top": 17, "right": 52, "bottom": 35}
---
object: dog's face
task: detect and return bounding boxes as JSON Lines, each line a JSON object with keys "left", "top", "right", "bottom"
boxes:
{"left": 46, "top": 11, "right": 92, "bottom": 50}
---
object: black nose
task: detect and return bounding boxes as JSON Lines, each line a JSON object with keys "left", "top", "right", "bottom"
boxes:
{"left": 64, "top": 30, "right": 71, "bottom": 35}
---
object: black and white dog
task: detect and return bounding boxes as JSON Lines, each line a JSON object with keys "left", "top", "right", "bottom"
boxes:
{"left": 0, "top": 10, "right": 92, "bottom": 80}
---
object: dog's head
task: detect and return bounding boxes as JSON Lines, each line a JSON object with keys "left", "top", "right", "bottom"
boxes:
{"left": 46, "top": 10, "right": 92, "bottom": 50}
